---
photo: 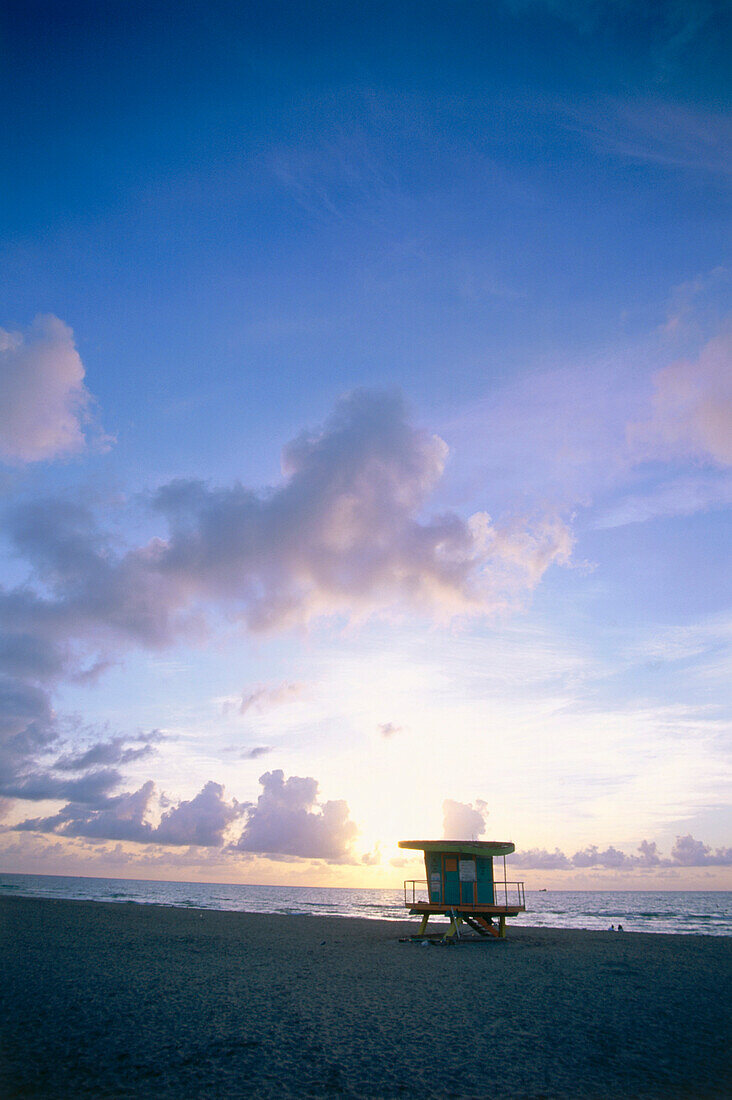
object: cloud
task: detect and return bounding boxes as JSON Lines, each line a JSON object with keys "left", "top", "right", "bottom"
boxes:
{"left": 510, "top": 847, "right": 572, "bottom": 870}
{"left": 2, "top": 391, "right": 572, "bottom": 670}
{"left": 154, "top": 782, "right": 243, "bottom": 846}
{"left": 240, "top": 746, "right": 272, "bottom": 760}
{"left": 16, "top": 779, "right": 244, "bottom": 847}
{"left": 378, "top": 722, "right": 402, "bottom": 739}
{"left": 54, "top": 731, "right": 161, "bottom": 772}
{"left": 670, "top": 834, "right": 732, "bottom": 866}
{"left": 239, "top": 681, "right": 306, "bottom": 716}
{"left": 0, "top": 675, "right": 57, "bottom": 796}
{"left": 594, "top": 471, "right": 732, "bottom": 529}
{"left": 509, "top": 836, "right": 732, "bottom": 869}
{"left": 3, "top": 768, "right": 120, "bottom": 805}
{"left": 628, "top": 330, "right": 732, "bottom": 466}
{"left": 442, "top": 798, "right": 488, "bottom": 840}
{"left": 571, "top": 844, "right": 638, "bottom": 869}
{"left": 235, "top": 769, "right": 358, "bottom": 860}
{"left": 151, "top": 390, "right": 572, "bottom": 630}
{"left": 0, "top": 315, "right": 108, "bottom": 464}
{"left": 0, "top": 390, "right": 571, "bottom": 837}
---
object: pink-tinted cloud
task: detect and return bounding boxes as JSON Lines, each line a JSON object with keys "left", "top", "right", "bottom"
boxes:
{"left": 1, "top": 390, "right": 572, "bottom": 837}
{"left": 239, "top": 681, "right": 306, "bottom": 716}
{"left": 629, "top": 329, "right": 732, "bottom": 465}
{"left": 510, "top": 836, "right": 732, "bottom": 870}
{"left": 0, "top": 315, "right": 108, "bottom": 464}
{"left": 442, "top": 798, "right": 488, "bottom": 840}
{"left": 235, "top": 769, "right": 358, "bottom": 861}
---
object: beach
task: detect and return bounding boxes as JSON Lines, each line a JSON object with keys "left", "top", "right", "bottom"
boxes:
{"left": 1, "top": 896, "right": 730, "bottom": 1099}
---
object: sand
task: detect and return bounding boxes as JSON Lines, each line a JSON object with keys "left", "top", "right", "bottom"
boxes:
{"left": 1, "top": 896, "right": 730, "bottom": 1099}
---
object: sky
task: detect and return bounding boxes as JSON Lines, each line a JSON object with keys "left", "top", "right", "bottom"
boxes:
{"left": 1, "top": 0, "right": 730, "bottom": 890}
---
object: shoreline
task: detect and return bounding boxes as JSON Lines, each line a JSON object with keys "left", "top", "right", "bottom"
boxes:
{"left": 2, "top": 895, "right": 731, "bottom": 1098}
{"left": 3, "top": 887, "right": 731, "bottom": 935}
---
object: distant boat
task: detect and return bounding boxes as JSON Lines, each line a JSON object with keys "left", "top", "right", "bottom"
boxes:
{"left": 539, "top": 888, "right": 547, "bottom": 892}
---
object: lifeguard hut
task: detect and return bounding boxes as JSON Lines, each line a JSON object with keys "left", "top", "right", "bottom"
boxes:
{"left": 399, "top": 839, "right": 525, "bottom": 940}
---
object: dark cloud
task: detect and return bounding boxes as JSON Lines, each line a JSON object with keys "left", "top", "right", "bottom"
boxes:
{"left": 17, "top": 780, "right": 244, "bottom": 848}
{"left": 54, "top": 731, "right": 162, "bottom": 772}
{"left": 241, "top": 746, "right": 272, "bottom": 760}
{"left": 3, "top": 768, "right": 120, "bottom": 805}
{"left": 0, "top": 675, "right": 57, "bottom": 795}
{"left": 0, "top": 633, "right": 67, "bottom": 681}
{"left": 235, "top": 770, "right": 358, "bottom": 860}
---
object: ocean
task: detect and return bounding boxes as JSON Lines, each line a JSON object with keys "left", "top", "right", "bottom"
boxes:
{"left": 1, "top": 872, "right": 730, "bottom": 935}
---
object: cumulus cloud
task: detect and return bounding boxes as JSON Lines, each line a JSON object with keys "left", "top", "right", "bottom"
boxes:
{"left": 670, "top": 834, "right": 732, "bottom": 866}
{"left": 239, "top": 681, "right": 306, "bottom": 716}
{"left": 629, "top": 330, "right": 732, "bottom": 465}
{"left": 235, "top": 769, "right": 358, "bottom": 860}
{"left": 154, "top": 782, "right": 243, "bottom": 846}
{"left": 1, "top": 391, "right": 572, "bottom": 678}
{"left": 442, "top": 798, "right": 488, "bottom": 840}
{"left": 151, "top": 390, "right": 572, "bottom": 630}
{"left": 509, "top": 836, "right": 732, "bottom": 870}
{"left": 510, "top": 847, "right": 572, "bottom": 870}
{"left": 0, "top": 315, "right": 107, "bottom": 464}
{"left": 16, "top": 779, "right": 244, "bottom": 847}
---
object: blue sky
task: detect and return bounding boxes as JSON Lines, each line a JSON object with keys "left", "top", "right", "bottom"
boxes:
{"left": 1, "top": 0, "right": 730, "bottom": 887}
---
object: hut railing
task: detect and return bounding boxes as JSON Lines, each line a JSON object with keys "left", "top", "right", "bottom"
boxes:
{"left": 404, "top": 879, "right": 429, "bottom": 906}
{"left": 495, "top": 880, "right": 526, "bottom": 909}
{"left": 403, "top": 878, "right": 526, "bottom": 909}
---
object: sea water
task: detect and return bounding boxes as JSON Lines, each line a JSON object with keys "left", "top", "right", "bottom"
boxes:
{"left": 1, "top": 872, "right": 730, "bottom": 935}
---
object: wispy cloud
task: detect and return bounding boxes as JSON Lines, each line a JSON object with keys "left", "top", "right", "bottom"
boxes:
{"left": 378, "top": 722, "right": 402, "bottom": 739}
{"left": 628, "top": 329, "right": 732, "bottom": 466}
{"left": 558, "top": 96, "right": 732, "bottom": 176}
{"left": 238, "top": 682, "right": 306, "bottom": 716}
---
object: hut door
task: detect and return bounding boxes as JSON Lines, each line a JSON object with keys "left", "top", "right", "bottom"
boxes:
{"left": 443, "top": 856, "right": 460, "bottom": 905}
{"left": 459, "top": 857, "right": 477, "bottom": 905}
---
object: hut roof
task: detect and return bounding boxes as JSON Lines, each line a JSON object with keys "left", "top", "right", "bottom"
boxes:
{"left": 398, "top": 839, "right": 515, "bottom": 856}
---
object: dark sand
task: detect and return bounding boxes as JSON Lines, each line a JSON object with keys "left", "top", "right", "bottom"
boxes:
{"left": 1, "top": 896, "right": 731, "bottom": 1098}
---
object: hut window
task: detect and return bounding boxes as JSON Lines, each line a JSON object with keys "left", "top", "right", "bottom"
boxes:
{"left": 445, "top": 857, "right": 458, "bottom": 872}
